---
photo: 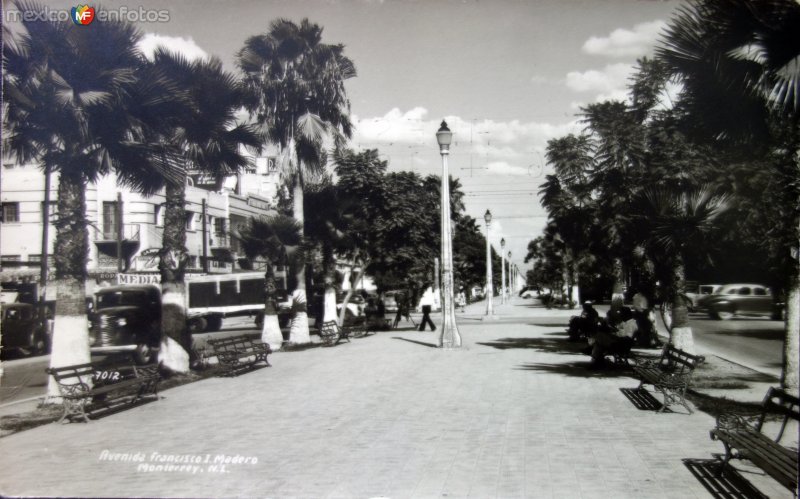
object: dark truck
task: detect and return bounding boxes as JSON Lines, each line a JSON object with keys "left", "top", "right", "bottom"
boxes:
{"left": 89, "top": 273, "right": 290, "bottom": 364}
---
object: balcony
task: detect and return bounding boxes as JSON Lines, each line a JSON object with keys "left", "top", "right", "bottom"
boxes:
{"left": 210, "top": 233, "right": 229, "bottom": 249}
{"left": 93, "top": 224, "right": 141, "bottom": 271}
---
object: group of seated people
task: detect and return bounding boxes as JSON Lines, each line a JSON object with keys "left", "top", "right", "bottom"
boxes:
{"left": 568, "top": 301, "right": 644, "bottom": 369}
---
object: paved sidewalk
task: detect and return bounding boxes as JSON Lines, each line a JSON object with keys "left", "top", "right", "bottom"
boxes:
{"left": 0, "top": 297, "right": 795, "bottom": 498}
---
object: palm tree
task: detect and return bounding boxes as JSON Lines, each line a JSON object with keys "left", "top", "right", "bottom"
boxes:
{"left": 635, "top": 187, "right": 728, "bottom": 354}
{"left": 581, "top": 101, "right": 646, "bottom": 310}
{"left": 3, "top": 2, "right": 182, "bottom": 395}
{"left": 239, "top": 214, "right": 303, "bottom": 351}
{"left": 542, "top": 134, "right": 595, "bottom": 307}
{"left": 657, "top": 0, "right": 800, "bottom": 388}
{"left": 148, "top": 50, "right": 261, "bottom": 372}
{"left": 238, "top": 18, "right": 356, "bottom": 344}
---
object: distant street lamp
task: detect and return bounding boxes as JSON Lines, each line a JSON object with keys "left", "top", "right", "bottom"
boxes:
{"left": 500, "top": 237, "right": 506, "bottom": 304}
{"left": 436, "top": 121, "right": 461, "bottom": 349}
{"left": 483, "top": 210, "right": 496, "bottom": 320}
{"left": 507, "top": 251, "right": 514, "bottom": 301}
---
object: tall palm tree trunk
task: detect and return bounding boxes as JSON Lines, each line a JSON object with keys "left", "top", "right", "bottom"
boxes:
{"left": 322, "top": 244, "right": 338, "bottom": 324}
{"left": 261, "top": 265, "right": 284, "bottom": 351}
{"left": 669, "top": 257, "right": 695, "bottom": 354}
{"left": 289, "top": 177, "right": 311, "bottom": 344}
{"left": 47, "top": 172, "right": 91, "bottom": 397}
{"left": 158, "top": 181, "right": 192, "bottom": 372}
{"left": 611, "top": 257, "right": 625, "bottom": 311}
{"left": 783, "top": 283, "right": 799, "bottom": 392}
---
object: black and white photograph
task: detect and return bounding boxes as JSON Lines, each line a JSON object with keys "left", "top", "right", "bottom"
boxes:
{"left": 1, "top": 0, "right": 798, "bottom": 497}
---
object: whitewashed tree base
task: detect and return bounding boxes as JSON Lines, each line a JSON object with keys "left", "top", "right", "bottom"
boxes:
{"left": 159, "top": 336, "right": 190, "bottom": 373}
{"left": 671, "top": 326, "right": 695, "bottom": 355}
{"left": 47, "top": 315, "right": 91, "bottom": 398}
{"left": 261, "top": 315, "right": 283, "bottom": 352}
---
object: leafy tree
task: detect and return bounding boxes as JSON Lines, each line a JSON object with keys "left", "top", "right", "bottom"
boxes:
{"left": 239, "top": 214, "right": 303, "bottom": 350}
{"left": 541, "top": 134, "right": 596, "bottom": 307}
{"left": 633, "top": 187, "right": 729, "bottom": 353}
{"left": 657, "top": 0, "right": 800, "bottom": 389}
{"left": 3, "top": 2, "right": 182, "bottom": 393}
{"left": 238, "top": 19, "right": 356, "bottom": 344}
{"left": 149, "top": 50, "right": 260, "bottom": 372}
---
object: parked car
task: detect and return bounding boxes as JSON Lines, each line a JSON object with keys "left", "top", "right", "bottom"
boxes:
{"left": 383, "top": 291, "right": 401, "bottom": 314}
{"left": 89, "top": 285, "right": 161, "bottom": 364}
{"left": 693, "top": 284, "right": 723, "bottom": 311}
{"left": 1, "top": 302, "right": 51, "bottom": 356}
{"left": 704, "top": 284, "right": 783, "bottom": 320}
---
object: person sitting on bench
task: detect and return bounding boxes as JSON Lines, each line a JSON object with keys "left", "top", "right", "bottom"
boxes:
{"left": 588, "top": 306, "right": 636, "bottom": 368}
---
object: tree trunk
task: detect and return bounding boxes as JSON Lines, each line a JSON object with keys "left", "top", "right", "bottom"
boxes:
{"left": 47, "top": 172, "right": 91, "bottom": 398}
{"left": 158, "top": 181, "right": 191, "bottom": 373}
{"left": 339, "top": 257, "right": 368, "bottom": 326}
{"left": 322, "top": 245, "right": 338, "bottom": 324}
{"left": 782, "top": 276, "right": 799, "bottom": 393}
{"left": 669, "top": 258, "right": 695, "bottom": 354}
{"left": 261, "top": 265, "right": 284, "bottom": 351}
{"left": 289, "top": 177, "right": 310, "bottom": 344}
{"left": 611, "top": 257, "right": 625, "bottom": 311}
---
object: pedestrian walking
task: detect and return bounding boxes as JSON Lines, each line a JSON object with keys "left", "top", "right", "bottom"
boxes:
{"left": 456, "top": 289, "right": 467, "bottom": 312}
{"left": 418, "top": 285, "right": 436, "bottom": 331}
{"left": 392, "top": 291, "right": 416, "bottom": 328}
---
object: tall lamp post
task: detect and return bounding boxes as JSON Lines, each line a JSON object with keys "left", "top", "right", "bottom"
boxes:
{"left": 507, "top": 251, "right": 514, "bottom": 301}
{"left": 500, "top": 238, "right": 506, "bottom": 304}
{"left": 483, "top": 210, "right": 497, "bottom": 320}
{"left": 436, "top": 121, "right": 461, "bottom": 348}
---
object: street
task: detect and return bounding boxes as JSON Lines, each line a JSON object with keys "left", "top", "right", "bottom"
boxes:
{"left": 687, "top": 312, "right": 784, "bottom": 379}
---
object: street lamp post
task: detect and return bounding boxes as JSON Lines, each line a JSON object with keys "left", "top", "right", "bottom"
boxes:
{"left": 500, "top": 238, "right": 506, "bottom": 304}
{"left": 483, "top": 210, "right": 497, "bottom": 320}
{"left": 507, "top": 251, "right": 514, "bottom": 301}
{"left": 436, "top": 121, "right": 461, "bottom": 348}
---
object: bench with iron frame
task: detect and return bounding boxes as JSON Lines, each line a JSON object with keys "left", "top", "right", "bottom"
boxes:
{"left": 710, "top": 387, "right": 799, "bottom": 494}
{"left": 205, "top": 334, "right": 271, "bottom": 375}
{"left": 46, "top": 362, "right": 160, "bottom": 423}
{"left": 319, "top": 320, "right": 368, "bottom": 346}
{"left": 632, "top": 344, "right": 705, "bottom": 413}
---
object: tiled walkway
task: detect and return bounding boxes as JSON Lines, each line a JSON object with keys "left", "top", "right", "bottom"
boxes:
{"left": 0, "top": 298, "right": 794, "bottom": 498}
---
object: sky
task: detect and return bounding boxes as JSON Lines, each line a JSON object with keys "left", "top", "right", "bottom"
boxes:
{"left": 3, "top": 0, "right": 684, "bottom": 274}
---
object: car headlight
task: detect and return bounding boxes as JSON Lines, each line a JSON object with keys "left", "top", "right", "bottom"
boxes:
{"left": 117, "top": 317, "right": 127, "bottom": 326}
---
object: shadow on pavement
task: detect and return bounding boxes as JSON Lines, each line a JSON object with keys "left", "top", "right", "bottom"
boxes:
{"left": 477, "top": 336, "right": 585, "bottom": 355}
{"left": 527, "top": 323, "right": 569, "bottom": 328}
{"left": 619, "top": 387, "right": 664, "bottom": 411}
{"left": 682, "top": 458, "right": 769, "bottom": 499}
{"left": 391, "top": 337, "right": 438, "bottom": 348}
{"left": 706, "top": 329, "right": 784, "bottom": 341}
{"left": 514, "top": 361, "right": 635, "bottom": 379}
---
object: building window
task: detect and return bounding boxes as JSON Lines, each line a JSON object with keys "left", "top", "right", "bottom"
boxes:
{"left": 29, "top": 254, "right": 41, "bottom": 263}
{"left": 102, "top": 201, "right": 119, "bottom": 239}
{"left": 185, "top": 212, "right": 195, "bottom": 231}
{"left": 2, "top": 202, "right": 20, "bottom": 222}
{"left": 153, "top": 205, "right": 161, "bottom": 226}
{"left": 1, "top": 255, "right": 21, "bottom": 263}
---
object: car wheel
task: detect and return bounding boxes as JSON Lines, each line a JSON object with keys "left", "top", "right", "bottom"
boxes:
{"left": 206, "top": 316, "right": 223, "bottom": 332}
{"left": 187, "top": 317, "right": 208, "bottom": 333}
{"left": 715, "top": 309, "right": 735, "bottom": 320}
{"left": 133, "top": 343, "right": 154, "bottom": 365}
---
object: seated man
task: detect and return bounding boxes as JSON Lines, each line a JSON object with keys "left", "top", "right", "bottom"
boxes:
{"left": 588, "top": 306, "right": 636, "bottom": 368}
{"left": 568, "top": 301, "right": 600, "bottom": 341}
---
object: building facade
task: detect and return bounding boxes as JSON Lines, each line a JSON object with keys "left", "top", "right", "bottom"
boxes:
{"left": 0, "top": 151, "right": 282, "bottom": 300}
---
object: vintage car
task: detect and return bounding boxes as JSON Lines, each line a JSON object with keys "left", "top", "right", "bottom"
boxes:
{"left": 704, "top": 284, "right": 783, "bottom": 320}
{"left": 1, "top": 302, "right": 51, "bottom": 356}
{"left": 89, "top": 285, "right": 161, "bottom": 364}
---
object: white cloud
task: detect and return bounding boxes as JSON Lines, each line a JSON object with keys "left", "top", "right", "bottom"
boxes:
{"left": 582, "top": 20, "right": 667, "bottom": 58}
{"left": 351, "top": 108, "right": 581, "bottom": 177}
{"left": 137, "top": 33, "right": 209, "bottom": 62}
{"left": 566, "top": 63, "right": 635, "bottom": 94}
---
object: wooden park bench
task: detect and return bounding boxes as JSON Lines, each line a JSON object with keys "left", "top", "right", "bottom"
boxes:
{"left": 318, "top": 320, "right": 367, "bottom": 346}
{"left": 46, "top": 362, "right": 160, "bottom": 423}
{"left": 205, "top": 334, "right": 271, "bottom": 376}
{"left": 632, "top": 344, "right": 705, "bottom": 413}
{"left": 710, "top": 387, "right": 799, "bottom": 493}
